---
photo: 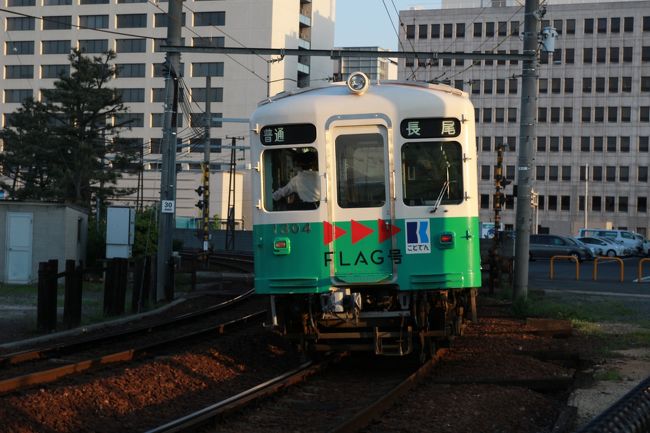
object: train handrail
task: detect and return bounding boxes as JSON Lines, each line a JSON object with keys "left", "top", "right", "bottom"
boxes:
{"left": 549, "top": 255, "right": 580, "bottom": 280}
{"left": 593, "top": 257, "right": 624, "bottom": 282}
{"left": 638, "top": 258, "right": 650, "bottom": 283}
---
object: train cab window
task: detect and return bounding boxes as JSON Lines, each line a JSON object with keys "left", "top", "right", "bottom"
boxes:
{"left": 263, "top": 147, "right": 320, "bottom": 211}
{"left": 401, "top": 141, "right": 464, "bottom": 207}
{"left": 335, "top": 133, "right": 386, "bottom": 208}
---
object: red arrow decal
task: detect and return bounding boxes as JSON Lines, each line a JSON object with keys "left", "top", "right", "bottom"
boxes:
{"left": 323, "top": 221, "right": 347, "bottom": 245}
{"left": 351, "top": 220, "right": 373, "bottom": 244}
{"left": 378, "top": 219, "right": 401, "bottom": 243}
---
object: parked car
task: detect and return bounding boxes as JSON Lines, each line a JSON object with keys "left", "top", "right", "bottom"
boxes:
{"left": 575, "top": 237, "right": 603, "bottom": 257}
{"left": 633, "top": 234, "right": 650, "bottom": 256}
{"left": 595, "top": 237, "right": 628, "bottom": 257}
{"left": 577, "top": 229, "right": 642, "bottom": 255}
{"left": 577, "top": 237, "right": 621, "bottom": 257}
{"left": 529, "top": 234, "right": 594, "bottom": 262}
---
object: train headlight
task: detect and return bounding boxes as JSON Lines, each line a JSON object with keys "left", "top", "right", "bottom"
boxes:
{"left": 347, "top": 71, "right": 369, "bottom": 95}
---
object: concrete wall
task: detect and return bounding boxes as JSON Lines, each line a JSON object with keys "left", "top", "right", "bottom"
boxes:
{"left": 0, "top": 202, "right": 88, "bottom": 283}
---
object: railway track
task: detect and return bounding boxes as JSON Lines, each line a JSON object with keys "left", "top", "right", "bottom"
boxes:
{"left": 0, "top": 290, "right": 266, "bottom": 395}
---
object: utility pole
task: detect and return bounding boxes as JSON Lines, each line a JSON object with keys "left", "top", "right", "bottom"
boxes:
{"left": 156, "top": 0, "right": 182, "bottom": 301}
{"left": 202, "top": 76, "right": 211, "bottom": 256}
{"left": 513, "top": 0, "right": 540, "bottom": 302}
{"left": 225, "top": 136, "right": 244, "bottom": 250}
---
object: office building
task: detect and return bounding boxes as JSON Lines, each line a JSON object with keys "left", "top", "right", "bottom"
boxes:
{"left": 333, "top": 46, "right": 397, "bottom": 82}
{"left": 399, "top": 0, "right": 650, "bottom": 236}
{"left": 1, "top": 0, "right": 335, "bottom": 228}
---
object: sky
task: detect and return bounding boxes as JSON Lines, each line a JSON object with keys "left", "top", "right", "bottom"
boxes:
{"left": 334, "top": 1, "right": 442, "bottom": 50}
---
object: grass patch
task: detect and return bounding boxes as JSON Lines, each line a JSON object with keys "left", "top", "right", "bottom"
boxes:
{"left": 593, "top": 369, "right": 623, "bottom": 381}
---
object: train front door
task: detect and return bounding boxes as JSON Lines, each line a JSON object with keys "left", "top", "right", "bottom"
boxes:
{"left": 326, "top": 124, "right": 398, "bottom": 284}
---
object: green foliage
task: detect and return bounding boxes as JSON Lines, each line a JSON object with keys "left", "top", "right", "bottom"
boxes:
{"left": 86, "top": 216, "right": 106, "bottom": 267}
{"left": 594, "top": 369, "right": 623, "bottom": 381}
{"left": 0, "top": 49, "right": 141, "bottom": 210}
{"left": 133, "top": 207, "right": 158, "bottom": 258}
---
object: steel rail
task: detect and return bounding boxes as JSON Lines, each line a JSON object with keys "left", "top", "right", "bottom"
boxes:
{"left": 0, "top": 288, "right": 255, "bottom": 368}
{"left": 0, "top": 310, "right": 266, "bottom": 395}
{"left": 328, "top": 349, "right": 448, "bottom": 433}
{"left": 144, "top": 354, "right": 344, "bottom": 433}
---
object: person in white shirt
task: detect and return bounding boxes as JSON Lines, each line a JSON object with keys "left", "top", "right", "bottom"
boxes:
{"left": 272, "top": 151, "right": 320, "bottom": 209}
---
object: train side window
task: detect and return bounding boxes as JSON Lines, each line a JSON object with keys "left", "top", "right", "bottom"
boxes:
{"left": 401, "top": 141, "right": 464, "bottom": 206}
{"left": 262, "top": 147, "right": 320, "bottom": 212}
{"left": 335, "top": 133, "right": 386, "bottom": 208}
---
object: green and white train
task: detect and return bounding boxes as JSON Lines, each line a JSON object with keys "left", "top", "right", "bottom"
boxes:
{"left": 250, "top": 72, "right": 481, "bottom": 358}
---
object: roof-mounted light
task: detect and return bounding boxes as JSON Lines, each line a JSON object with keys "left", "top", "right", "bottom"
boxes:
{"left": 346, "top": 71, "right": 369, "bottom": 95}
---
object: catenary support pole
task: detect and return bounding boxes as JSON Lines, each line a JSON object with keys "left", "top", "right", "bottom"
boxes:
{"left": 513, "top": 0, "right": 540, "bottom": 302}
{"left": 202, "top": 76, "right": 211, "bottom": 255}
{"left": 156, "top": 0, "right": 182, "bottom": 301}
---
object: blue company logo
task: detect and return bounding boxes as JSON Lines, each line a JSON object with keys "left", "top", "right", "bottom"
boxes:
{"left": 405, "top": 219, "right": 431, "bottom": 254}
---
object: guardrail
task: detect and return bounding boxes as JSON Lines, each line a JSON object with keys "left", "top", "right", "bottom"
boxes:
{"left": 638, "top": 258, "right": 650, "bottom": 283}
{"left": 593, "top": 257, "right": 624, "bottom": 282}
{"left": 549, "top": 255, "right": 580, "bottom": 280}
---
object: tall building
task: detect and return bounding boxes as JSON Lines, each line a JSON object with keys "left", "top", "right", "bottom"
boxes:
{"left": 333, "top": 47, "right": 397, "bottom": 82}
{"left": 399, "top": 0, "right": 650, "bottom": 236}
{"left": 1, "top": 0, "right": 335, "bottom": 229}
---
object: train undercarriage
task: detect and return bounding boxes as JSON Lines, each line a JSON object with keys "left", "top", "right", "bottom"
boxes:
{"left": 269, "top": 286, "right": 478, "bottom": 360}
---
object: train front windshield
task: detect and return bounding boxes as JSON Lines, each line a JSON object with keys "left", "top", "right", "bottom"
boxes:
{"left": 401, "top": 141, "right": 464, "bottom": 207}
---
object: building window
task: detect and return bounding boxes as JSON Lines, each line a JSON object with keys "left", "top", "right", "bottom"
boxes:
{"left": 510, "top": 20, "right": 519, "bottom": 36}
{"left": 7, "top": 17, "right": 35, "bottom": 31}
{"left": 538, "top": 78, "right": 548, "bottom": 94}
{"left": 116, "top": 63, "right": 146, "bottom": 77}
{"left": 579, "top": 195, "right": 585, "bottom": 211}
{"left": 596, "top": 47, "right": 606, "bottom": 63}
{"left": 41, "top": 64, "right": 70, "bottom": 78}
{"left": 495, "top": 108, "right": 504, "bottom": 123}
{"left": 584, "top": 18, "right": 593, "bottom": 34}
{"left": 536, "top": 165, "right": 545, "bottom": 181}
{"left": 508, "top": 108, "right": 517, "bottom": 122}
{"left": 611, "top": 17, "right": 620, "bottom": 33}
{"left": 594, "top": 106, "right": 604, "bottom": 122}
{"left": 595, "top": 77, "right": 605, "bottom": 92}
{"left": 592, "top": 196, "right": 601, "bottom": 211}
{"left": 594, "top": 136, "right": 603, "bottom": 152}
{"left": 643, "top": 77, "right": 650, "bottom": 92}
{"left": 154, "top": 38, "right": 185, "bottom": 52}
{"left": 551, "top": 78, "right": 561, "bottom": 93}
{"left": 473, "top": 22, "right": 482, "bottom": 37}
{"left": 8, "top": 0, "right": 35, "bottom": 5}
{"left": 562, "top": 165, "right": 571, "bottom": 181}
{"left": 623, "top": 46, "right": 633, "bottom": 62}
{"left": 622, "top": 76, "right": 632, "bottom": 92}
{"left": 480, "top": 194, "right": 490, "bottom": 209}
{"left": 538, "top": 107, "right": 547, "bottom": 122}
{"left": 562, "top": 136, "right": 572, "bottom": 152}
{"left": 641, "top": 137, "right": 649, "bottom": 152}
{"left": 550, "top": 107, "right": 560, "bottom": 123}
{"left": 621, "top": 106, "right": 631, "bottom": 122}
{"left": 484, "top": 79, "right": 493, "bottom": 94}
{"left": 42, "top": 40, "right": 70, "bottom": 54}
{"left": 191, "top": 62, "right": 224, "bottom": 77}
{"left": 5, "top": 65, "right": 33, "bottom": 79}
{"left": 508, "top": 78, "right": 518, "bottom": 94}
{"left": 581, "top": 107, "right": 591, "bottom": 122}
{"left": 620, "top": 166, "right": 629, "bottom": 182}
{"left": 638, "top": 197, "right": 647, "bottom": 213}
{"left": 115, "top": 113, "right": 144, "bottom": 128}
{"left": 639, "top": 166, "right": 648, "bottom": 182}
{"left": 606, "top": 166, "right": 616, "bottom": 181}
{"left": 118, "top": 88, "right": 145, "bottom": 102}
{"left": 482, "top": 108, "right": 492, "bottom": 123}
{"left": 431, "top": 24, "right": 440, "bottom": 38}
{"left": 561, "top": 196, "right": 570, "bottom": 211}
{"left": 406, "top": 25, "right": 415, "bottom": 39}
{"left": 563, "top": 107, "right": 573, "bottom": 122}
{"left": 608, "top": 107, "right": 618, "bottom": 122}
{"left": 581, "top": 136, "right": 590, "bottom": 152}
{"left": 486, "top": 22, "right": 494, "bottom": 37}
{"left": 116, "top": 14, "right": 147, "bottom": 28}
{"left": 580, "top": 165, "right": 587, "bottom": 181}
{"left": 6, "top": 41, "right": 34, "bottom": 55}
{"left": 193, "top": 37, "right": 225, "bottom": 48}
{"left": 549, "top": 136, "right": 559, "bottom": 152}
{"left": 496, "top": 79, "right": 505, "bottom": 94}
{"left": 419, "top": 24, "right": 428, "bottom": 39}
{"left": 624, "top": 17, "right": 633, "bottom": 32}
{"left": 4, "top": 89, "right": 33, "bottom": 103}
{"left": 582, "top": 77, "right": 592, "bottom": 93}
{"left": 195, "top": 11, "right": 226, "bottom": 26}
{"left": 609, "top": 77, "right": 618, "bottom": 93}
{"left": 155, "top": 13, "right": 186, "bottom": 27}
{"left": 565, "top": 47, "right": 575, "bottom": 64}
{"left": 549, "top": 165, "right": 558, "bottom": 180}
{"left": 443, "top": 23, "right": 452, "bottom": 38}
{"left": 610, "top": 47, "right": 619, "bottom": 63}
{"left": 566, "top": 19, "right": 575, "bottom": 34}
{"left": 583, "top": 47, "right": 592, "bottom": 64}
{"left": 45, "top": 0, "right": 72, "bottom": 4}
{"left": 597, "top": 17, "right": 607, "bottom": 33}
{"left": 481, "top": 165, "right": 490, "bottom": 180}
{"left": 80, "top": 0, "right": 109, "bottom": 4}
{"left": 605, "top": 196, "right": 615, "bottom": 212}
{"left": 79, "top": 39, "right": 108, "bottom": 53}
{"left": 620, "top": 136, "right": 630, "bottom": 152}
{"left": 482, "top": 136, "right": 491, "bottom": 151}
{"left": 643, "top": 46, "right": 650, "bottom": 62}
{"left": 619, "top": 197, "right": 628, "bottom": 213}
{"left": 190, "top": 87, "right": 223, "bottom": 102}
{"left": 548, "top": 195, "right": 557, "bottom": 210}
{"left": 592, "top": 166, "right": 602, "bottom": 181}
{"left": 116, "top": 39, "right": 146, "bottom": 53}
{"left": 43, "top": 15, "right": 71, "bottom": 30}
{"left": 642, "top": 107, "right": 650, "bottom": 122}
{"left": 607, "top": 136, "right": 617, "bottom": 152}
{"left": 79, "top": 15, "right": 108, "bottom": 29}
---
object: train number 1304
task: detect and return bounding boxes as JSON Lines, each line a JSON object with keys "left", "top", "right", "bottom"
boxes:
{"left": 273, "top": 223, "right": 312, "bottom": 234}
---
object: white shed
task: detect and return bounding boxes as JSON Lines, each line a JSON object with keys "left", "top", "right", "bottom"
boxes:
{"left": 0, "top": 202, "right": 88, "bottom": 284}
